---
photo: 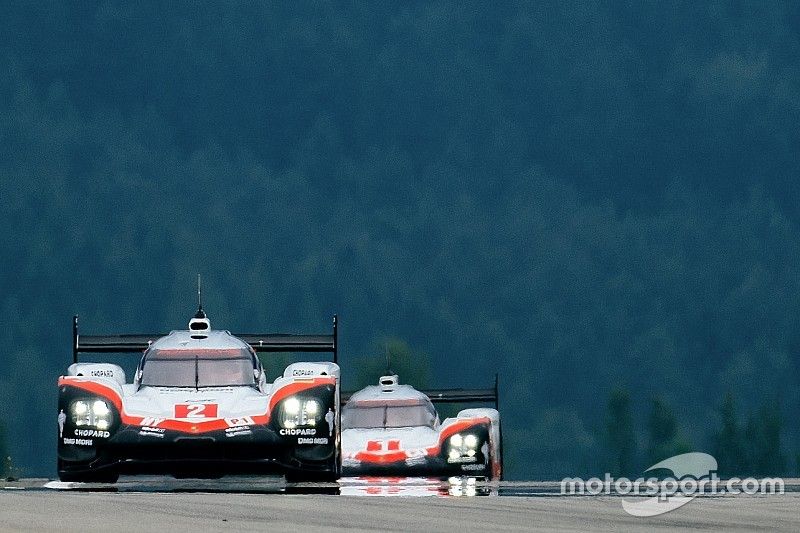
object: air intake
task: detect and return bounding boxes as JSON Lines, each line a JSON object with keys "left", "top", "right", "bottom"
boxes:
{"left": 379, "top": 375, "right": 399, "bottom": 392}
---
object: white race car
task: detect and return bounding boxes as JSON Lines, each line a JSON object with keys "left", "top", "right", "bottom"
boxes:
{"left": 341, "top": 375, "right": 502, "bottom": 480}
{"left": 57, "top": 309, "right": 341, "bottom": 483}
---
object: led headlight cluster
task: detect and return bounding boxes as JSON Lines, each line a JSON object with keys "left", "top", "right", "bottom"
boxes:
{"left": 280, "top": 396, "right": 321, "bottom": 428}
{"left": 71, "top": 399, "right": 112, "bottom": 430}
{"left": 447, "top": 433, "right": 480, "bottom": 461}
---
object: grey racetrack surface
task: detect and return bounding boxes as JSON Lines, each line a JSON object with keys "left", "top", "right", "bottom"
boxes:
{"left": 1, "top": 479, "right": 798, "bottom": 532}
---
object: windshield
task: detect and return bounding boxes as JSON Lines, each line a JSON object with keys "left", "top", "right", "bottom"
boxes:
{"left": 342, "top": 403, "right": 437, "bottom": 429}
{"left": 140, "top": 349, "right": 255, "bottom": 388}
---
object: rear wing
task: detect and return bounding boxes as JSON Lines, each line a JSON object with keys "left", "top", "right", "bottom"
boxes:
{"left": 72, "top": 315, "right": 339, "bottom": 364}
{"left": 422, "top": 374, "right": 500, "bottom": 410}
{"left": 342, "top": 374, "right": 500, "bottom": 409}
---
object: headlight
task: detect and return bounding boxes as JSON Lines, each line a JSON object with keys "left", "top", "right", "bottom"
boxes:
{"left": 447, "top": 432, "right": 481, "bottom": 461}
{"left": 284, "top": 397, "right": 301, "bottom": 415}
{"left": 70, "top": 399, "right": 113, "bottom": 429}
{"left": 305, "top": 399, "right": 319, "bottom": 416}
{"left": 279, "top": 396, "right": 323, "bottom": 428}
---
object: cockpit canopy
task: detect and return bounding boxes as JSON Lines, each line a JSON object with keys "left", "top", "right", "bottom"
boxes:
{"left": 342, "top": 398, "right": 438, "bottom": 429}
{"left": 140, "top": 344, "right": 258, "bottom": 388}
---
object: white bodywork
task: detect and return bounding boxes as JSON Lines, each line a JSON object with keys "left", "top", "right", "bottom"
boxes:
{"left": 62, "top": 330, "right": 339, "bottom": 433}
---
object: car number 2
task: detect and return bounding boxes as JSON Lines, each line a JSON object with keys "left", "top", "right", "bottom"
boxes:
{"left": 175, "top": 403, "right": 218, "bottom": 418}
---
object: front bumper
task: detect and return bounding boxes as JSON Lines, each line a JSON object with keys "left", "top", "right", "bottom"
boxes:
{"left": 59, "top": 424, "right": 336, "bottom": 477}
{"left": 342, "top": 454, "right": 490, "bottom": 478}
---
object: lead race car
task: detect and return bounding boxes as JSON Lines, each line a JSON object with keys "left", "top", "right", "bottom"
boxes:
{"left": 57, "top": 308, "right": 341, "bottom": 483}
{"left": 341, "top": 375, "right": 502, "bottom": 480}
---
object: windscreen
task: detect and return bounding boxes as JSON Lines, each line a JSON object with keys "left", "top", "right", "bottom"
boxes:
{"left": 140, "top": 348, "right": 255, "bottom": 388}
{"left": 342, "top": 402, "right": 437, "bottom": 429}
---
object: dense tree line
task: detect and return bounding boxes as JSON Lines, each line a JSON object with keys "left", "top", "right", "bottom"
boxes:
{"left": 1, "top": 2, "right": 799, "bottom": 478}
{"left": 602, "top": 389, "right": 787, "bottom": 478}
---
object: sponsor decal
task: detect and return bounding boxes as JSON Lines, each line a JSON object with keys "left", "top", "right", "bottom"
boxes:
{"left": 74, "top": 429, "right": 110, "bottom": 438}
{"left": 58, "top": 409, "right": 66, "bottom": 438}
{"left": 406, "top": 448, "right": 427, "bottom": 458}
{"left": 461, "top": 464, "right": 485, "bottom": 471}
{"left": 279, "top": 428, "right": 316, "bottom": 436}
{"left": 405, "top": 455, "right": 427, "bottom": 466}
{"left": 62, "top": 438, "right": 93, "bottom": 446}
{"left": 175, "top": 403, "right": 218, "bottom": 418}
{"left": 447, "top": 456, "right": 478, "bottom": 464}
{"left": 225, "top": 417, "right": 255, "bottom": 427}
{"left": 225, "top": 426, "right": 253, "bottom": 437}
{"left": 297, "top": 437, "right": 329, "bottom": 445}
{"left": 140, "top": 417, "right": 166, "bottom": 427}
{"left": 291, "top": 368, "right": 316, "bottom": 377}
{"left": 90, "top": 369, "right": 114, "bottom": 377}
{"left": 139, "top": 426, "right": 166, "bottom": 438}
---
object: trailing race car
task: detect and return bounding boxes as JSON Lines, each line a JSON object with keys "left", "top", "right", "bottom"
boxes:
{"left": 57, "top": 308, "right": 341, "bottom": 483}
{"left": 341, "top": 375, "right": 502, "bottom": 480}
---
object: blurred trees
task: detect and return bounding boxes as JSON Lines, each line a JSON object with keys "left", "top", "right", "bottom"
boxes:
{"left": 646, "top": 397, "right": 691, "bottom": 466}
{"left": 606, "top": 388, "right": 635, "bottom": 477}
{"left": 0, "top": 1, "right": 799, "bottom": 478}
{"left": 713, "top": 393, "right": 746, "bottom": 476}
{"left": 350, "top": 338, "right": 431, "bottom": 391}
{"left": 0, "top": 421, "right": 7, "bottom": 478}
{"left": 712, "top": 393, "right": 786, "bottom": 477}
{"left": 601, "top": 389, "right": 787, "bottom": 478}
{"left": 745, "top": 401, "right": 785, "bottom": 476}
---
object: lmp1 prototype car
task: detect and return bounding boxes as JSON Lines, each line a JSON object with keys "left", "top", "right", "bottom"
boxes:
{"left": 57, "top": 309, "right": 341, "bottom": 483}
{"left": 341, "top": 375, "right": 502, "bottom": 480}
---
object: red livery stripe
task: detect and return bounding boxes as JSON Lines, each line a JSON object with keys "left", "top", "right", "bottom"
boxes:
{"left": 58, "top": 375, "right": 335, "bottom": 434}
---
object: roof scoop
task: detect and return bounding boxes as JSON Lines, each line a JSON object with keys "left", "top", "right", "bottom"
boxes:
{"left": 189, "top": 311, "right": 211, "bottom": 338}
{"left": 379, "top": 374, "right": 399, "bottom": 392}
{"left": 189, "top": 274, "right": 211, "bottom": 338}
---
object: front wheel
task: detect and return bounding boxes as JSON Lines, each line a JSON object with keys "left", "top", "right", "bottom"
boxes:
{"left": 285, "top": 468, "right": 339, "bottom": 484}
{"left": 57, "top": 460, "right": 119, "bottom": 483}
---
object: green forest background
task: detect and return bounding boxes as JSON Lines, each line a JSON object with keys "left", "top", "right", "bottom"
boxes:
{"left": 1, "top": 1, "right": 799, "bottom": 479}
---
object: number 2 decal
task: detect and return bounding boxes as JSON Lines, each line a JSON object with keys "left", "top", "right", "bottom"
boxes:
{"left": 175, "top": 403, "right": 218, "bottom": 418}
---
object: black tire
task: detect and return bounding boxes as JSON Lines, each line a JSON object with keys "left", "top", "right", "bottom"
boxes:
{"left": 58, "top": 460, "right": 119, "bottom": 483}
{"left": 58, "top": 471, "right": 119, "bottom": 483}
{"left": 285, "top": 469, "right": 339, "bottom": 484}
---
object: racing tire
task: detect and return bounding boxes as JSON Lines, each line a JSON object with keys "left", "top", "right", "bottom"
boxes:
{"left": 58, "top": 460, "right": 119, "bottom": 484}
{"left": 284, "top": 468, "right": 339, "bottom": 484}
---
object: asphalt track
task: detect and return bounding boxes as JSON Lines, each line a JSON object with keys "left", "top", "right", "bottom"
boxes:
{"left": 1, "top": 478, "right": 799, "bottom": 532}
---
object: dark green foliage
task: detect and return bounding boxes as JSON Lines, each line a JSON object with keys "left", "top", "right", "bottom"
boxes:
{"left": 0, "top": 421, "right": 7, "bottom": 478}
{"left": 713, "top": 393, "right": 786, "bottom": 477}
{"left": 351, "top": 338, "right": 431, "bottom": 391}
{"left": 745, "top": 401, "right": 785, "bottom": 476}
{"left": 0, "top": 2, "right": 798, "bottom": 478}
{"left": 713, "top": 393, "right": 746, "bottom": 476}
{"left": 605, "top": 388, "right": 636, "bottom": 477}
{"left": 646, "top": 397, "right": 691, "bottom": 466}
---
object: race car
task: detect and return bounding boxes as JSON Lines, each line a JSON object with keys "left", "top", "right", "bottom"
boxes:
{"left": 341, "top": 375, "right": 502, "bottom": 480}
{"left": 57, "top": 308, "right": 341, "bottom": 483}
